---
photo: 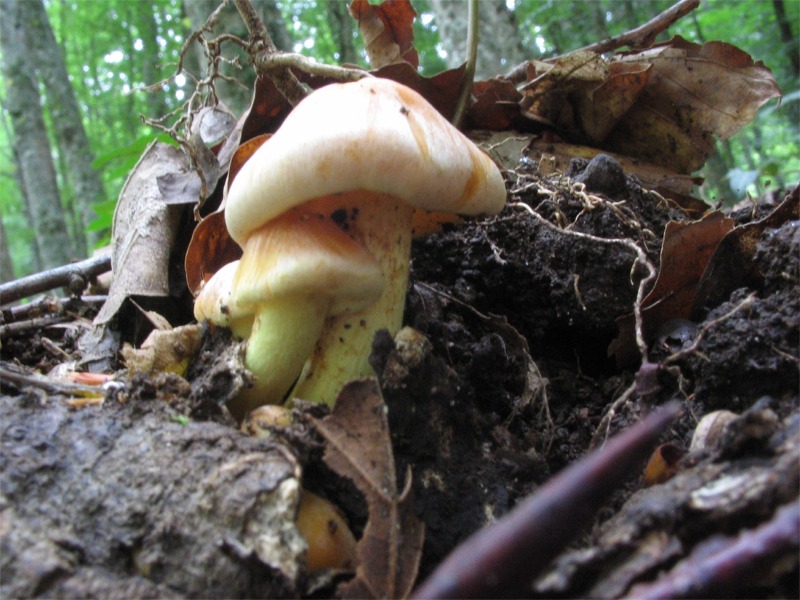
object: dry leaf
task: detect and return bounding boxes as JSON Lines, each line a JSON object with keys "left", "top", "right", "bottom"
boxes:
{"left": 312, "top": 379, "right": 424, "bottom": 599}
{"left": 184, "top": 134, "right": 270, "bottom": 293}
{"left": 521, "top": 37, "right": 780, "bottom": 175}
{"left": 692, "top": 189, "right": 799, "bottom": 319}
{"left": 466, "top": 78, "right": 525, "bottom": 131}
{"left": 120, "top": 324, "right": 203, "bottom": 376}
{"left": 609, "top": 211, "right": 735, "bottom": 366}
{"left": 349, "top": 0, "right": 418, "bottom": 70}
{"left": 94, "top": 142, "right": 190, "bottom": 327}
{"left": 526, "top": 140, "right": 705, "bottom": 212}
{"left": 606, "top": 37, "right": 781, "bottom": 172}
{"left": 640, "top": 211, "right": 735, "bottom": 340}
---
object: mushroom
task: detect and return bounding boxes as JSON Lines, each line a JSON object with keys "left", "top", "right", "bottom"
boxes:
{"left": 197, "top": 77, "right": 506, "bottom": 415}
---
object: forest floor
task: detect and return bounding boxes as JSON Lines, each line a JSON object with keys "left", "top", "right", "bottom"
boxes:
{"left": 1, "top": 158, "right": 798, "bottom": 598}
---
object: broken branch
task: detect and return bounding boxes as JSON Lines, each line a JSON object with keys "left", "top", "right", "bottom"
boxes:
{"left": 232, "top": 0, "right": 308, "bottom": 105}
{"left": 505, "top": 0, "right": 701, "bottom": 83}
{"left": 0, "top": 254, "right": 111, "bottom": 306}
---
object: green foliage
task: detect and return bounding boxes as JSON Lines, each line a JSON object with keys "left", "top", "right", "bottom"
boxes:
{"left": 1, "top": 0, "right": 796, "bottom": 279}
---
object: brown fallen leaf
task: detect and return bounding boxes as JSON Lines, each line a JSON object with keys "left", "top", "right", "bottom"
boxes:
{"left": 606, "top": 36, "right": 781, "bottom": 173}
{"left": 609, "top": 211, "right": 735, "bottom": 366}
{"left": 184, "top": 134, "right": 270, "bottom": 293}
{"left": 640, "top": 211, "right": 735, "bottom": 340}
{"left": 349, "top": 0, "right": 418, "bottom": 70}
{"left": 525, "top": 140, "right": 706, "bottom": 212}
{"left": 521, "top": 37, "right": 780, "bottom": 175}
{"left": 312, "top": 378, "right": 425, "bottom": 599}
{"left": 120, "top": 323, "right": 203, "bottom": 376}
{"left": 692, "top": 187, "right": 799, "bottom": 319}
{"left": 94, "top": 142, "right": 191, "bottom": 328}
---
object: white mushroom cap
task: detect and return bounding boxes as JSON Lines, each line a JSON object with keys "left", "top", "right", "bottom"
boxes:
{"left": 225, "top": 78, "right": 506, "bottom": 247}
{"left": 231, "top": 209, "right": 384, "bottom": 315}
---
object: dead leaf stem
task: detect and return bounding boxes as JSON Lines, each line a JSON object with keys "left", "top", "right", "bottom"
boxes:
{"left": 452, "top": 0, "right": 478, "bottom": 129}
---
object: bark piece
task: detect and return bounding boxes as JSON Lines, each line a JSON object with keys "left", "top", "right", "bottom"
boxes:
{"left": 0, "top": 391, "right": 303, "bottom": 598}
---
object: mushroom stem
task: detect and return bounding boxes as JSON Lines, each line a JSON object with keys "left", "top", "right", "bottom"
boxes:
{"left": 291, "top": 193, "right": 414, "bottom": 405}
{"left": 230, "top": 295, "right": 327, "bottom": 418}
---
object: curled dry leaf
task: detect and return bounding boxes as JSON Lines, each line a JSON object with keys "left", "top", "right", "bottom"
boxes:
{"left": 521, "top": 37, "right": 780, "bottom": 175}
{"left": 94, "top": 142, "right": 191, "bottom": 327}
{"left": 692, "top": 189, "right": 799, "bottom": 319}
{"left": 312, "top": 378, "right": 425, "bottom": 599}
{"left": 120, "top": 324, "right": 203, "bottom": 376}
{"left": 606, "top": 36, "right": 781, "bottom": 173}
{"left": 640, "top": 211, "right": 735, "bottom": 340}
{"left": 349, "top": 0, "right": 418, "bottom": 70}
{"left": 609, "top": 211, "right": 735, "bottom": 366}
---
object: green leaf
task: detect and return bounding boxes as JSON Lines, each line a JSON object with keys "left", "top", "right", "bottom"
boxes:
{"left": 92, "top": 133, "right": 177, "bottom": 170}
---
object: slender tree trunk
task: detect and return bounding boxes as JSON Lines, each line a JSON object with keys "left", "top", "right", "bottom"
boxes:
{"left": 429, "top": 0, "right": 528, "bottom": 79}
{"left": 327, "top": 0, "right": 359, "bottom": 65}
{"left": 19, "top": 0, "right": 106, "bottom": 253}
{"left": 0, "top": 215, "right": 15, "bottom": 282}
{"left": 772, "top": 0, "right": 799, "bottom": 78}
{"left": 0, "top": 0, "right": 75, "bottom": 269}
{"left": 0, "top": 100, "right": 43, "bottom": 275}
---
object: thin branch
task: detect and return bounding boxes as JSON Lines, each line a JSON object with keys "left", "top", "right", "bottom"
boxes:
{"left": 505, "top": 0, "right": 701, "bottom": 83}
{"left": 0, "top": 254, "right": 111, "bottom": 306}
{"left": 0, "top": 360, "right": 106, "bottom": 399}
{"left": 233, "top": 0, "right": 307, "bottom": 105}
{"left": 259, "top": 53, "right": 368, "bottom": 83}
{"left": 452, "top": 0, "right": 478, "bottom": 128}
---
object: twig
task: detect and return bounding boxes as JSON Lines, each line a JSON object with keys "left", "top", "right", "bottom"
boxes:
{"left": 258, "top": 52, "right": 368, "bottom": 82}
{"left": 233, "top": 0, "right": 307, "bottom": 105}
{"left": 412, "top": 402, "right": 680, "bottom": 599}
{"left": 0, "top": 361, "right": 106, "bottom": 399}
{"left": 504, "top": 0, "right": 701, "bottom": 83}
{"left": 452, "top": 0, "right": 478, "bottom": 128}
{"left": 624, "top": 501, "right": 800, "bottom": 599}
{"left": 572, "top": 0, "right": 700, "bottom": 56}
{"left": 0, "top": 254, "right": 111, "bottom": 306}
{"left": 2, "top": 294, "right": 106, "bottom": 323}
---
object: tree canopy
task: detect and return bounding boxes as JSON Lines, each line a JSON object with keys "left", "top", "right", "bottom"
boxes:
{"left": 0, "top": 0, "right": 797, "bottom": 279}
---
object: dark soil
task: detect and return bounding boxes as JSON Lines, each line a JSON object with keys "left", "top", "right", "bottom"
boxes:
{"left": 1, "top": 159, "right": 797, "bottom": 598}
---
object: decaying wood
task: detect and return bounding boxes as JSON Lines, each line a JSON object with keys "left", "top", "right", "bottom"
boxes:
{"left": 0, "top": 388, "right": 304, "bottom": 599}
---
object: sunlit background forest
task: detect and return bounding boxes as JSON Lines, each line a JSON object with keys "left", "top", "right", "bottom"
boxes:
{"left": 1, "top": 0, "right": 798, "bottom": 281}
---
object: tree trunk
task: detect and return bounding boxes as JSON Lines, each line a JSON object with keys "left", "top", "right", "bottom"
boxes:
{"left": 0, "top": 216, "right": 15, "bottom": 282}
{"left": 131, "top": 4, "right": 173, "bottom": 121}
{"left": 772, "top": 0, "right": 799, "bottom": 78}
{"left": 0, "top": 0, "right": 75, "bottom": 269}
{"left": 327, "top": 0, "right": 359, "bottom": 65}
{"left": 19, "top": 0, "right": 106, "bottom": 254}
{"left": 429, "top": 0, "right": 528, "bottom": 79}
{"left": 182, "top": 0, "right": 292, "bottom": 114}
